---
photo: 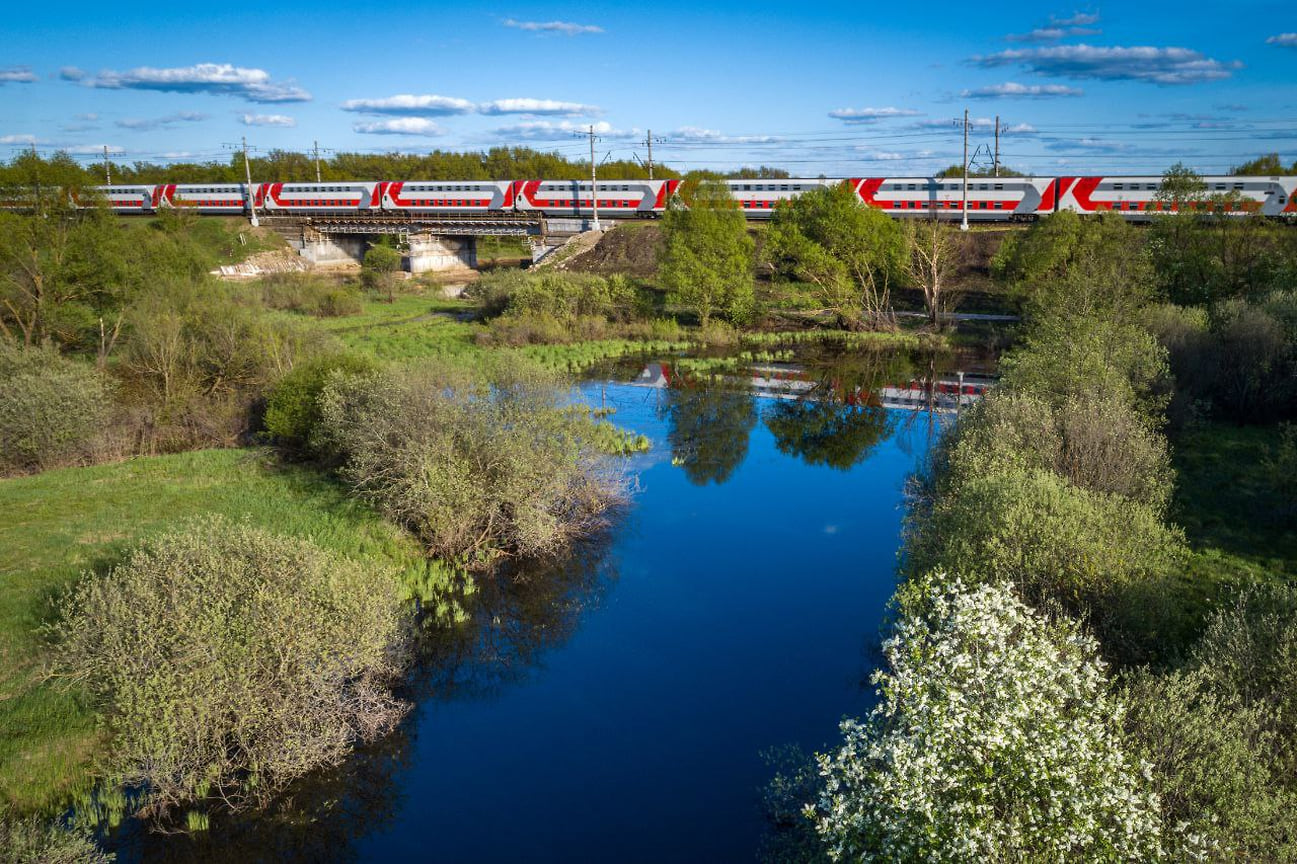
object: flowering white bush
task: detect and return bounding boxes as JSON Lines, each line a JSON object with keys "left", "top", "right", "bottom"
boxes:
{"left": 810, "top": 574, "right": 1164, "bottom": 862}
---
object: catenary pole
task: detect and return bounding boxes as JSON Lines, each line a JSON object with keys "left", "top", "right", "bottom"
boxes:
{"left": 961, "top": 109, "right": 970, "bottom": 231}
{"left": 994, "top": 115, "right": 1000, "bottom": 178}
{"left": 242, "top": 136, "right": 259, "bottom": 227}
{"left": 589, "top": 124, "right": 600, "bottom": 232}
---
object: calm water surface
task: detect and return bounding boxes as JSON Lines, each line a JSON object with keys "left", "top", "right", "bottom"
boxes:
{"left": 117, "top": 354, "right": 955, "bottom": 862}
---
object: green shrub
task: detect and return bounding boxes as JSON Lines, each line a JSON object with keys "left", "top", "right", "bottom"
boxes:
{"left": 263, "top": 352, "right": 377, "bottom": 450}
{"left": 908, "top": 467, "right": 1186, "bottom": 615}
{"left": 0, "top": 808, "right": 111, "bottom": 863}
{"left": 259, "top": 273, "right": 362, "bottom": 318}
{"left": 944, "top": 389, "right": 1174, "bottom": 511}
{"left": 318, "top": 357, "right": 626, "bottom": 562}
{"left": 53, "top": 518, "right": 408, "bottom": 817}
{"left": 1123, "top": 666, "right": 1297, "bottom": 861}
{"left": 998, "top": 314, "right": 1169, "bottom": 418}
{"left": 0, "top": 342, "right": 111, "bottom": 473}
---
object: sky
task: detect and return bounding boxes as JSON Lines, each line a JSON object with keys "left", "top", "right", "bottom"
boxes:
{"left": 1, "top": 0, "right": 1295, "bottom": 177}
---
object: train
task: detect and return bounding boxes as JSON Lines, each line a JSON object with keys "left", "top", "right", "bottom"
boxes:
{"left": 89, "top": 175, "right": 1297, "bottom": 221}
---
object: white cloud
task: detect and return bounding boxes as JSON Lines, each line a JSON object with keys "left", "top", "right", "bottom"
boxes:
{"left": 1053, "top": 13, "right": 1100, "bottom": 27}
{"left": 115, "top": 112, "right": 207, "bottom": 131}
{"left": 0, "top": 134, "right": 44, "bottom": 145}
{"left": 63, "top": 144, "right": 125, "bottom": 155}
{"left": 79, "top": 63, "right": 310, "bottom": 102}
{"left": 341, "top": 94, "right": 476, "bottom": 116}
{"left": 353, "top": 117, "right": 444, "bottom": 136}
{"left": 479, "top": 97, "right": 600, "bottom": 116}
{"left": 961, "top": 82, "right": 1083, "bottom": 98}
{"left": 240, "top": 113, "right": 296, "bottom": 127}
{"left": 1006, "top": 13, "right": 1101, "bottom": 42}
{"left": 0, "top": 66, "right": 37, "bottom": 84}
{"left": 59, "top": 66, "right": 85, "bottom": 81}
{"left": 491, "top": 119, "right": 631, "bottom": 140}
{"left": 828, "top": 106, "right": 922, "bottom": 124}
{"left": 971, "top": 44, "right": 1241, "bottom": 85}
{"left": 671, "top": 126, "right": 780, "bottom": 144}
{"left": 1267, "top": 33, "right": 1297, "bottom": 47}
{"left": 502, "top": 18, "right": 603, "bottom": 35}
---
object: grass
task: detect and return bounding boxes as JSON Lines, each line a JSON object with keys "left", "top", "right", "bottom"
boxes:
{"left": 0, "top": 448, "right": 422, "bottom": 815}
{"left": 1172, "top": 421, "right": 1297, "bottom": 582}
{"left": 1145, "top": 421, "right": 1297, "bottom": 652}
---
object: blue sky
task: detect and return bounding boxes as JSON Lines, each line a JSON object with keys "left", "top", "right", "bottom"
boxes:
{"left": 2, "top": 0, "right": 1294, "bottom": 176}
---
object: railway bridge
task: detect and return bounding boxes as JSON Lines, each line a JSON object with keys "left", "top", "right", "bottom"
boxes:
{"left": 259, "top": 212, "right": 599, "bottom": 272}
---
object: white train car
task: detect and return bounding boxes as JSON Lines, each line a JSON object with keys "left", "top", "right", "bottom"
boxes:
{"left": 257, "top": 182, "right": 382, "bottom": 213}
{"left": 512, "top": 179, "right": 678, "bottom": 217}
{"left": 154, "top": 183, "right": 249, "bottom": 213}
{"left": 382, "top": 180, "right": 514, "bottom": 213}
{"left": 88, "top": 185, "right": 158, "bottom": 213}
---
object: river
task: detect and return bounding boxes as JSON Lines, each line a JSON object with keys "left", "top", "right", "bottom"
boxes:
{"left": 114, "top": 346, "right": 975, "bottom": 862}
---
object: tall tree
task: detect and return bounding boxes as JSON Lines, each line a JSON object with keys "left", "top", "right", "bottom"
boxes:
{"left": 658, "top": 180, "right": 755, "bottom": 326}
{"left": 902, "top": 218, "right": 959, "bottom": 328}
{"left": 764, "top": 183, "right": 904, "bottom": 329}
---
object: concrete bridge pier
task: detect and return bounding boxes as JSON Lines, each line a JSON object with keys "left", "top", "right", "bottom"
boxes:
{"left": 406, "top": 233, "right": 476, "bottom": 273}
{"left": 294, "top": 232, "right": 369, "bottom": 268}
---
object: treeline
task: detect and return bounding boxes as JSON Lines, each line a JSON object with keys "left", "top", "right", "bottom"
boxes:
{"left": 791, "top": 200, "right": 1297, "bottom": 858}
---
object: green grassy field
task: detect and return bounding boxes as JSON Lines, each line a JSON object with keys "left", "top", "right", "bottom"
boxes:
{"left": 0, "top": 449, "right": 421, "bottom": 814}
{"left": 1160, "top": 422, "right": 1297, "bottom": 648}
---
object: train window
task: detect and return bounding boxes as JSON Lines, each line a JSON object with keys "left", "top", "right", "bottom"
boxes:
{"left": 1216, "top": 184, "right": 1226, "bottom": 190}
{"left": 1113, "top": 183, "right": 1122, "bottom": 190}
{"left": 1234, "top": 183, "right": 1244, "bottom": 190}
{"left": 994, "top": 184, "right": 1003, "bottom": 190}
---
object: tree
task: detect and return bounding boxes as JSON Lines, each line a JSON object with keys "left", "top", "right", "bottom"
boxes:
{"left": 901, "top": 218, "right": 959, "bottom": 328}
{"left": 362, "top": 244, "right": 403, "bottom": 302}
{"left": 764, "top": 183, "right": 904, "bottom": 329}
{"left": 1230, "top": 153, "right": 1297, "bottom": 176}
{"left": 810, "top": 575, "right": 1164, "bottom": 862}
{"left": 658, "top": 180, "right": 755, "bottom": 326}
{"left": 1156, "top": 162, "right": 1208, "bottom": 211}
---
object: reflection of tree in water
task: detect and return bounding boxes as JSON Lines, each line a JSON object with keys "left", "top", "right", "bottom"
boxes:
{"left": 763, "top": 346, "right": 916, "bottom": 471}
{"left": 109, "top": 539, "right": 618, "bottom": 863}
{"left": 765, "top": 400, "right": 896, "bottom": 470}
{"left": 662, "top": 384, "right": 759, "bottom": 485}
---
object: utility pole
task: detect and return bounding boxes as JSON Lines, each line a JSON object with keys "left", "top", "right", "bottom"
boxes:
{"left": 588, "top": 124, "right": 600, "bottom": 232}
{"left": 30, "top": 143, "right": 43, "bottom": 215}
{"left": 994, "top": 115, "right": 1000, "bottom": 178}
{"left": 313, "top": 140, "right": 322, "bottom": 183}
{"left": 241, "top": 136, "right": 259, "bottom": 227}
{"left": 103, "top": 145, "right": 112, "bottom": 186}
{"left": 642, "top": 129, "right": 666, "bottom": 181}
{"left": 961, "top": 109, "right": 970, "bottom": 232}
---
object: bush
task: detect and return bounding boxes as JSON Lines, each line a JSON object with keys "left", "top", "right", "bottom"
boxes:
{"left": 53, "top": 518, "right": 408, "bottom": 817}
{"left": 259, "top": 273, "right": 362, "bottom": 318}
{"left": 469, "top": 270, "right": 646, "bottom": 325}
{"left": 318, "top": 357, "right": 625, "bottom": 562}
{"left": 908, "top": 467, "right": 1186, "bottom": 616}
{"left": 263, "top": 352, "right": 378, "bottom": 451}
{"left": 944, "top": 389, "right": 1174, "bottom": 511}
{"left": 1123, "top": 666, "right": 1297, "bottom": 861}
{"left": 0, "top": 808, "right": 111, "bottom": 863}
{"left": 0, "top": 342, "right": 112, "bottom": 473}
{"left": 998, "top": 314, "right": 1169, "bottom": 418}
{"left": 811, "top": 575, "right": 1163, "bottom": 862}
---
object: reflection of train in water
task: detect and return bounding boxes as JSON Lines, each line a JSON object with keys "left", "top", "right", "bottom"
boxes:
{"left": 631, "top": 362, "right": 993, "bottom": 414}
{"left": 86, "top": 174, "right": 1297, "bottom": 221}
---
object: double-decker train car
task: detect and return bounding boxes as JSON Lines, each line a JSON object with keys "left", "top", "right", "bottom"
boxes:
{"left": 255, "top": 181, "right": 384, "bottom": 213}
{"left": 153, "top": 183, "right": 249, "bottom": 213}
{"left": 512, "top": 179, "right": 679, "bottom": 217}
{"left": 81, "top": 174, "right": 1296, "bottom": 221}
{"left": 382, "top": 180, "right": 513, "bottom": 212}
